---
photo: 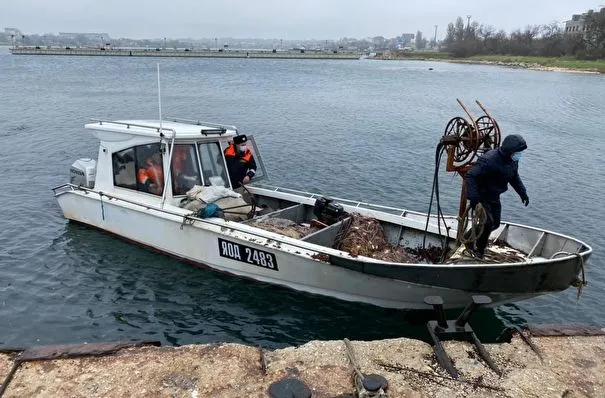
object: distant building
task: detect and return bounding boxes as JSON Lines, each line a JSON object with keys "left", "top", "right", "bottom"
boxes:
{"left": 4, "top": 28, "right": 22, "bottom": 36}
{"left": 394, "top": 33, "right": 415, "bottom": 50}
{"left": 565, "top": 8, "right": 605, "bottom": 35}
{"left": 399, "top": 33, "right": 414, "bottom": 45}
{"left": 58, "top": 32, "right": 111, "bottom": 41}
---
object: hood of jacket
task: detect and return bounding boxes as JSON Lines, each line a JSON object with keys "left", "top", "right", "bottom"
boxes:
{"left": 499, "top": 134, "right": 527, "bottom": 157}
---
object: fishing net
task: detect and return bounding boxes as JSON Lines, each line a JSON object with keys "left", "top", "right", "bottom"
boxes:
{"left": 334, "top": 213, "right": 416, "bottom": 263}
{"left": 247, "top": 218, "right": 316, "bottom": 239}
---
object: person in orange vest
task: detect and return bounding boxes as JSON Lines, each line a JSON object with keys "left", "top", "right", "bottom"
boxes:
{"left": 171, "top": 145, "right": 202, "bottom": 194}
{"left": 224, "top": 135, "right": 257, "bottom": 189}
{"left": 138, "top": 150, "right": 164, "bottom": 195}
{"left": 172, "top": 145, "right": 188, "bottom": 176}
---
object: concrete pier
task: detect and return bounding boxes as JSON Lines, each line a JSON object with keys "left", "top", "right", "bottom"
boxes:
{"left": 1, "top": 325, "right": 603, "bottom": 397}
{"left": 9, "top": 47, "right": 361, "bottom": 60}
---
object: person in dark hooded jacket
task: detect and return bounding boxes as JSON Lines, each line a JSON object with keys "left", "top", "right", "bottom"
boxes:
{"left": 465, "top": 134, "right": 529, "bottom": 258}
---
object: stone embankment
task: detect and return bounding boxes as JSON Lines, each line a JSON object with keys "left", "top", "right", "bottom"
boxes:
{"left": 9, "top": 47, "right": 361, "bottom": 60}
{"left": 450, "top": 59, "right": 601, "bottom": 74}
{"left": 1, "top": 325, "right": 604, "bottom": 397}
{"left": 376, "top": 54, "right": 602, "bottom": 74}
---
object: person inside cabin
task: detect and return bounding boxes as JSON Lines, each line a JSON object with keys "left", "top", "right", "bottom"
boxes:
{"left": 172, "top": 145, "right": 188, "bottom": 177}
{"left": 464, "top": 134, "right": 529, "bottom": 259}
{"left": 138, "top": 149, "right": 164, "bottom": 195}
{"left": 171, "top": 144, "right": 200, "bottom": 194}
{"left": 224, "top": 135, "right": 257, "bottom": 189}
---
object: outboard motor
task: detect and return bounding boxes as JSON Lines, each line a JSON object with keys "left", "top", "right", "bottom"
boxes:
{"left": 313, "top": 196, "right": 346, "bottom": 225}
{"left": 70, "top": 158, "right": 97, "bottom": 188}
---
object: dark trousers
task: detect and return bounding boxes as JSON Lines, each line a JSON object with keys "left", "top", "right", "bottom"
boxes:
{"left": 475, "top": 201, "right": 501, "bottom": 255}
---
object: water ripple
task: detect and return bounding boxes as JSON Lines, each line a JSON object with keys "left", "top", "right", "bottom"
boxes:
{"left": 0, "top": 55, "right": 603, "bottom": 349}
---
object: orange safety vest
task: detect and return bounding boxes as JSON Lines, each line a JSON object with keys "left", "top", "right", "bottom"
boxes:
{"left": 224, "top": 143, "right": 253, "bottom": 163}
{"left": 138, "top": 163, "right": 164, "bottom": 186}
{"left": 172, "top": 146, "right": 188, "bottom": 175}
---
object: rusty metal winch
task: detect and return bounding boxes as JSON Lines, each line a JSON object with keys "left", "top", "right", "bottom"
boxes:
{"left": 423, "top": 100, "right": 502, "bottom": 252}
{"left": 440, "top": 99, "right": 501, "bottom": 218}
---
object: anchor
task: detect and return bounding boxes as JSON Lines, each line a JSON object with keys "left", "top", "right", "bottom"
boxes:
{"left": 424, "top": 295, "right": 502, "bottom": 379}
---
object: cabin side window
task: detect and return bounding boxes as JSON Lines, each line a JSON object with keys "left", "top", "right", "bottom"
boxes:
{"left": 135, "top": 144, "right": 164, "bottom": 196}
{"left": 171, "top": 144, "right": 202, "bottom": 196}
{"left": 112, "top": 148, "right": 136, "bottom": 190}
{"left": 198, "top": 142, "right": 229, "bottom": 188}
{"left": 112, "top": 144, "right": 164, "bottom": 196}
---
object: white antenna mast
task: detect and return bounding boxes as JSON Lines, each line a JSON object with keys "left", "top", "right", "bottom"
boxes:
{"left": 157, "top": 63, "right": 163, "bottom": 131}
{"left": 157, "top": 62, "right": 173, "bottom": 209}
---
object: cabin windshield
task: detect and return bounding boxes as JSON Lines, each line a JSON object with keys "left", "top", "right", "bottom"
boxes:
{"left": 170, "top": 142, "right": 231, "bottom": 195}
{"left": 171, "top": 144, "right": 202, "bottom": 196}
{"left": 111, "top": 137, "right": 265, "bottom": 196}
{"left": 198, "top": 142, "right": 229, "bottom": 188}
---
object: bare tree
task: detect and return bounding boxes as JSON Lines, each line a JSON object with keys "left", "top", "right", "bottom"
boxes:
{"left": 415, "top": 31, "right": 427, "bottom": 49}
{"left": 455, "top": 17, "right": 465, "bottom": 42}
{"left": 583, "top": 10, "right": 605, "bottom": 58}
{"left": 444, "top": 22, "right": 456, "bottom": 45}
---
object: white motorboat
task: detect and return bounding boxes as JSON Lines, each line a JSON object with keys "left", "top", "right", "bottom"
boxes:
{"left": 53, "top": 117, "right": 592, "bottom": 309}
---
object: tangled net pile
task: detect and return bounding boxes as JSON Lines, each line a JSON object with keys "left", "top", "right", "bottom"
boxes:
{"left": 247, "top": 218, "right": 315, "bottom": 239}
{"left": 334, "top": 213, "right": 416, "bottom": 263}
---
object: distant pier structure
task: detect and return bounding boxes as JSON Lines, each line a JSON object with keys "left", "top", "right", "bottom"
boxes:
{"left": 9, "top": 46, "right": 361, "bottom": 60}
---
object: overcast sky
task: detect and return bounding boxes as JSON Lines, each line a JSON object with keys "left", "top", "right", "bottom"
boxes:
{"left": 1, "top": 0, "right": 602, "bottom": 40}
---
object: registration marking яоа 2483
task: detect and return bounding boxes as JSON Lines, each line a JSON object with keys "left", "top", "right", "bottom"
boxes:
{"left": 218, "top": 238, "right": 278, "bottom": 271}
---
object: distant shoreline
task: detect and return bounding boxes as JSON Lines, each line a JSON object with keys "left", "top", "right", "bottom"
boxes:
{"left": 8, "top": 46, "right": 361, "bottom": 60}
{"left": 6, "top": 45, "right": 603, "bottom": 74}
{"left": 432, "top": 58, "right": 601, "bottom": 74}
{"left": 376, "top": 53, "right": 605, "bottom": 74}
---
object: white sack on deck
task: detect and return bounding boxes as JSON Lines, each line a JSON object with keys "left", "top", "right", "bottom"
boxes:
{"left": 185, "top": 185, "right": 242, "bottom": 203}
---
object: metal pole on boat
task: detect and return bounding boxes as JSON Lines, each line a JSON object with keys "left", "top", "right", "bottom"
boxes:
{"left": 157, "top": 63, "right": 169, "bottom": 209}
{"left": 161, "top": 132, "right": 176, "bottom": 209}
{"left": 157, "top": 63, "right": 163, "bottom": 132}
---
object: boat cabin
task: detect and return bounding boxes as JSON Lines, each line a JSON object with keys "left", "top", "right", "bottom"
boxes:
{"left": 82, "top": 118, "right": 266, "bottom": 206}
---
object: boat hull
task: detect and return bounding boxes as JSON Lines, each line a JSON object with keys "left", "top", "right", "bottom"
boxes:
{"left": 329, "top": 254, "right": 589, "bottom": 294}
{"left": 54, "top": 188, "right": 584, "bottom": 310}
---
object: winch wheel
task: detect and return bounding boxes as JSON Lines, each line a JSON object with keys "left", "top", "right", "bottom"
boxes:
{"left": 474, "top": 115, "right": 501, "bottom": 153}
{"left": 443, "top": 116, "right": 477, "bottom": 167}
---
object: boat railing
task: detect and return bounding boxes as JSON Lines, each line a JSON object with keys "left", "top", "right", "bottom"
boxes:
{"left": 88, "top": 119, "right": 178, "bottom": 137}
{"left": 52, "top": 183, "right": 591, "bottom": 263}
{"left": 54, "top": 181, "right": 456, "bottom": 241}
{"left": 51, "top": 183, "right": 354, "bottom": 256}
{"left": 52, "top": 183, "right": 456, "bottom": 257}
{"left": 165, "top": 117, "right": 238, "bottom": 133}
{"left": 250, "top": 183, "right": 456, "bottom": 220}
{"left": 52, "top": 183, "right": 224, "bottom": 227}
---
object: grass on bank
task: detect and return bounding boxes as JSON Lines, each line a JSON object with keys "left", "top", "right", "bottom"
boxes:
{"left": 394, "top": 52, "right": 605, "bottom": 73}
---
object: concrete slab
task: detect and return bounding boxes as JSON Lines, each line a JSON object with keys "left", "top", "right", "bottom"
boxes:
{"left": 0, "top": 334, "right": 603, "bottom": 397}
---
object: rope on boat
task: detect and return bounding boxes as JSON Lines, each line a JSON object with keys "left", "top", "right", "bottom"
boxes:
{"left": 343, "top": 338, "right": 388, "bottom": 398}
{"left": 550, "top": 251, "right": 587, "bottom": 299}
{"left": 457, "top": 203, "right": 486, "bottom": 247}
{"left": 423, "top": 143, "right": 452, "bottom": 260}
{"left": 99, "top": 191, "right": 105, "bottom": 220}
